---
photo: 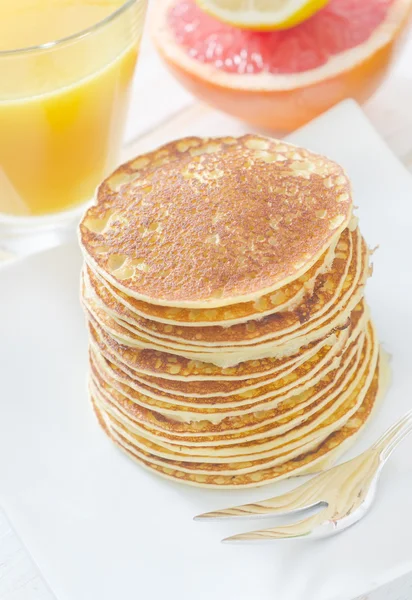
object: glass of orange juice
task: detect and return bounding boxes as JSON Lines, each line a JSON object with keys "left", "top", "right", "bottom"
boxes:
{"left": 0, "top": 0, "right": 146, "bottom": 253}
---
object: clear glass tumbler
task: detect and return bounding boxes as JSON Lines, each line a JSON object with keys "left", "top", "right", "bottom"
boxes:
{"left": 0, "top": 0, "right": 147, "bottom": 254}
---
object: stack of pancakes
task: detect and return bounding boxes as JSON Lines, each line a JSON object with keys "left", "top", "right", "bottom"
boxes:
{"left": 79, "top": 135, "right": 387, "bottom": 489}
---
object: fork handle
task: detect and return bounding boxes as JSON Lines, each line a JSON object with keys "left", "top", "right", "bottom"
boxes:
{"left": 373, "top": 408, "right": 412, "bottom": 463}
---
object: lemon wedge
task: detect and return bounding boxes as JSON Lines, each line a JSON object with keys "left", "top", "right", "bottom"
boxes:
{"left": 194, "top": 0, "right": 329, "bottom": 30}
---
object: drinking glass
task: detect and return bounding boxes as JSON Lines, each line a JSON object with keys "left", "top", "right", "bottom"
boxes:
{"left": 0, "top": 0, "right": 147, "bottom": 254}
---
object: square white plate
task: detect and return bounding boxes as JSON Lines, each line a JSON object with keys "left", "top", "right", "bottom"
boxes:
{"left": 1, "top": 100, "right": 412, "bottom": 600}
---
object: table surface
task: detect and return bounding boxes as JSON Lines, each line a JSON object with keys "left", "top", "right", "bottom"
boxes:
{"left": 1, "top": 21, "right": 412, "bottom": 600}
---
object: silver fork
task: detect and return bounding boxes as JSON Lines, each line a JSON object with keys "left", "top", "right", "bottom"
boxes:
{"left": 195, "top": 409, "right": 412, "bottom": 542}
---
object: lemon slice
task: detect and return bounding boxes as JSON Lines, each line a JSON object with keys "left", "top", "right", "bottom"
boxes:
{"left": 194, "top": 0, "right": 329, "bottom": 30}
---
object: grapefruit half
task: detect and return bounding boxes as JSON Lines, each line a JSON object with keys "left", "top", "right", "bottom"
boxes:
{"left": 153, "top": 0, "right": 412, "bottom": 130}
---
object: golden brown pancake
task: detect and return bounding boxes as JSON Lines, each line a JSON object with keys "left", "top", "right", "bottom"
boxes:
{"left": 86, "top": 235, "right": 339, "bottom": 327}
{"left": 82, "top": 228, "right": 355, "bottom": 347}
{"left": 91, "top": 351, "right": 383, "bottom": 487}
{"left": 79, "top": 135, "right": 352, "bottom": 308}
{"left": 89, "top": 322, "right": 373, "bottom": 436}
{"left": 102, "top": 337, "right": 372, "bottom": 464}
{"left": 90, "top": 335, "right": 364, "bottom": 451}
{"left": 89, "top": 312, "right": 364, "bottom": 412}
{"left": 87, "top": 303, "right": 364, "bottom": 398}
{"left": 87, "top": 315, "right": 338, "bottom": 380}
{"left": 81, "top": 229, "right": 367, "bottom": 367}
{"left": 79, "top": 134, "right": 387, "bottom": 489}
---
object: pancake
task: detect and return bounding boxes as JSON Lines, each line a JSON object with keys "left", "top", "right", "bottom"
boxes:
{"left": 86, "top": 315, "right": 337, "bottom": 381}
{"left": 79, "top": 134, "right": 388, "bottom": 489}
{"left": 79, "top": 135, "right": 352, "bottom": 308}
{"left": 81, "top": 227, "right": 368, "bottom": 368}
{"left": 96, "top": 334, "right": 380, "bottom": 463}
{"left": 89, "top": 321, "right": 373, "bottom": 437}
{"left": 86, "top": 235, "right": 339, "bottom": 327}
{"left": 91, "top": 349, "right": 384, "bottom": 487}
{"left": 84, "top": 230, "right": 368, "bottom": 351}
{"left": 88, "top": 304, "right": 364, "bottom": 399}
{"left": 88, "top": 320, "right": 343, "bottom": 396}
{"left": 89, "top": 311, "right": 365, "bottom": 413}
{"left": 89, "top": 331, "right": 342, "bottom": 401}
{"left": 90, "top": 330, "right": 367, "bottom": 453}
{"left": 82, "top": 227, "right": 357, "bottom": 347}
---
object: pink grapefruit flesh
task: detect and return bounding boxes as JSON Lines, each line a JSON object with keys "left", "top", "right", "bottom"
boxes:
{"left": 169, "top": 0, "right": 396, "bottom": 75}
{"left": 154, "top": 0, "right": 412, "bottom": 130}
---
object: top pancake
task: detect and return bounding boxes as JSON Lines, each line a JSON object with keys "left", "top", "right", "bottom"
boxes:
{"left": 87, "top": 237, "right": 337, "bottom": 327}
{"left": 79, "top": 135, "right": 353, "bottom": 308}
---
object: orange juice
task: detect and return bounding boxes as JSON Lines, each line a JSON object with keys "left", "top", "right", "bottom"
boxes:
{"left": 0, "top": 0, "right": 145, "bottom": 217}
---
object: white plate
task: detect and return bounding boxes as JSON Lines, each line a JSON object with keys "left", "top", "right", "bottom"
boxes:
{"left": 0, "top": 100, "right": 411, "bottom": 600}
